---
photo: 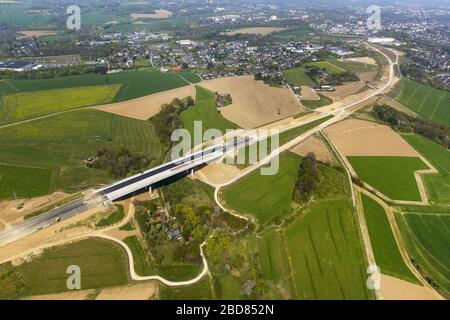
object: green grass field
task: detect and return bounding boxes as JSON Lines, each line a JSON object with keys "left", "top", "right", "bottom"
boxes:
{"left": 395, "top": 78, "right": 450, "bottom": 127}
{"left": 258, "top": 230, "right": 286, "bottom": 281}
{"left": 215, "top": 274, "right": 248, "bottom": 300}
{"left": 272, "top": 27, "right": 311, "bottom": 42}
{"left": 177, "top": 71, "right": 202, "bottom": 84}
{"left": 282, "top": 66, "right": 314, "bottom": 86}
{"left": 181, "top": 86, "right": 239, "bottom": 144}
{"left": 0, "top": 164, "right": 53, "bottom": 199}
{"left": 396, "top": 213, "right": 450, "bottom": 296}
{"left": 95, "top": 205, "right": 125, "bottom": 228}
{"left": 284, "top": 198, "right": 371, "bottom": 299}
{"left": 0, "top": 85, "right": 120, "bottom": 125}
{"left": 301, "top": 93, "right": 333, "bottom": 109}
{"left": 347, "top": 156, "right": 429, "bottom": 201}
{"left": 123, "top": 236, "right": 154, "bottom": 277}
{"left": 401, "top": 134, "right": 450, "bottom": 205}
{"left": 0, "top": 70, "right": 191, "bottom": 102}
{"left": 159, "top": 278, "right": 213, "bottom": 300}
{"left": 331, "top": 59, "right": 377, "bottom": 74}
{"left": 123, "top": 236, "right": 202, "bottom": 281}
{"left": 279, "top": 116, "right": 333, "bottom": 145}
{"left": 222, "top": 152, "right": 301, "bottom": 225}
{"left": 0, "top": 109, "right": 163, "bottom": 199}
{"left": 361, "top": 194, "right": 418, "bottom": 283}
{"left": 108, "top": 20, "right": 190, "bottom": 33}
{"left": 312, "top": 61, "right": 346, "bottom": 74}
{"left": 0, "top": 238, "right": 129, "bottom": 299}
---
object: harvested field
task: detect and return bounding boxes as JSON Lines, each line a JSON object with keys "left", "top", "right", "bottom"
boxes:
{"left": 322, "top": 81, "right": 366, "bottom": 101}
{"left": 323, "top": 119, "right": 419, "bottom": 157}
{"left": 341, "top": 57, "right": 377, "bottom": 65}
{"left": 224, "top": 27, "right": 285, "bottom": 36}
{"left": 195, "top": 163, "right": 242, "bottom": 186}
{"left": 96, "top": 85, "right": 195, "bottom": 120}
{"left": 17, "top": 30, "right": 58, "bottom": 39}
{"left": 198, "top": 76, "right": 303, "bottom": 128}
{"left": 290, "top": 135, "right": 336, "bottom": 165}
{"left": 300, "top": 86, "right": 319, "bottom": 101}
{"left": 380, "top": 275, "right": 442, "bottom": 300}
{"left": 96, "top": 283, "right": 158, "bottom": 300}
{"left": 130, "top": 10, "right": 173, "bottom": 20}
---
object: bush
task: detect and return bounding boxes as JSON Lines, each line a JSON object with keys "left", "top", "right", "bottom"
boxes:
{"left": 293, "top": 153, "right": 319, "bottom": 202}
{"left": 86, "top": 147, "right": 150, "bottom": 178}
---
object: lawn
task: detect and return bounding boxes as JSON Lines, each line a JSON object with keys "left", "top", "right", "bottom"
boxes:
{"left": 347, "top": 156, "right": 429, "bottom": 201}
{"left": 312, "top": 61, "right": 346, "bottom": 74}
{"left": 396, "top": 213, "right": 450, "bottom": 296}
{"left": 222, "top": 152, "right": 301, "bottom": 225}
{"left": 395, "top": 78, "right": 450, "bottom": 127}
{"left": 0, "top": 238, "right": 129, "bottom": 299}
{"left": 0, "top": 85, "right": 120, "bottom": 125}
{"left": 0, "top": 70, "right": 193, "bottom": 102}
{"left": 0, "top": 164, "right": 53, "bottom": 199}
{"left": 159, "top": 277, "right": 213, "bottom": 300}
{"left": 0, "top": 109, "right": 163, "bottom": 199}
{"left": 401, "top": 134, "right": 450, "bottom": 206}
{"left": 282, "top": 66, "right": 315, "bottom": 86}
{"left": 95, "top": 205, "right": 125, "bottom": 228}
{"left": 361, "top": 194, "right": 419, "bottom": 283}
{"left": 284, "top": 198, "right": 371, "bottom": 300}
{"left": 181, "top": 86, "right": 239, "bottom": 145}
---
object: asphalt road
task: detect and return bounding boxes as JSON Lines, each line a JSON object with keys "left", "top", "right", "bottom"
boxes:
{"left": 0, "top": 198, "right": 91, "bottom": 247}
{"left": 0, "top": 43, "right": 395, "bottom": 249}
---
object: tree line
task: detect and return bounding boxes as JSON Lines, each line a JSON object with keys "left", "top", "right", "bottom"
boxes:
{"left": 373, "top": 104, "right": 450, "bottom": 148}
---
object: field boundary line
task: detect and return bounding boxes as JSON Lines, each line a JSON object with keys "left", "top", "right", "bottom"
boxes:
{"left": 310, "top": 129, "right": 379, "bottom": 299}
{"left": 417, "top": 89, "right": 434, "bottom": 113}
{"left": 356, "top": 186, "right": 445, "bottom": 299}
{"left": 5, "top": 81, "right": 19, "bottom": 92}
{"left": 403, "top": 82, "right": 421, "bottom": 105}
{"left": 0, "top": 106, "right": 94, "bottom": 129}
{"left": 353, "top": 187, "right": 383, "bottom": 300}
{"left": 429, "top": 92, "right": 446, "bottom": 121}
{"left": 402, "top": 212, "right": 450, "bottom": 217}
{"left": 412, "top": 215, "right": 450, "bottom": 272}
{"left": 400, "top": 215, "right": 450, "bottom": 291}
{"left": 319, "top": 130, "right": 355, "bottom": 206}
{"left": 0, "top": 162, "right": 49, "bottom": 170}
